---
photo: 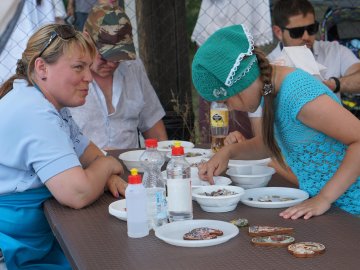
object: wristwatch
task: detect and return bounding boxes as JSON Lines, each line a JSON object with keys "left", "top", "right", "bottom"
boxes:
{"left": 330, "top": 77, "right": 340, "bottom": 93}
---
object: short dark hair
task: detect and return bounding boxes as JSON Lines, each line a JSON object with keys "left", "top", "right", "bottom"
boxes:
{"left": 273, "top": 0, "right": 315, "bottom": 27}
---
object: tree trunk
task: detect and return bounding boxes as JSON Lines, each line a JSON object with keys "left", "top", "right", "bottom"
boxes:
{"left": 135, "top": 0, "right": 194, "bottom": 141}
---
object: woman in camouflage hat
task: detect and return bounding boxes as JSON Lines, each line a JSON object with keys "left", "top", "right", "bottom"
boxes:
{"left": 0, "top": 23, "right": 127, "bottom": 269}
{"left": 192, "top": 24, "right": 360, "bottom": 220}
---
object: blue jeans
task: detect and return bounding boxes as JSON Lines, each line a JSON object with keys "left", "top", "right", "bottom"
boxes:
{"left": 74, "top": 12, "right": 89, "bottom": 31}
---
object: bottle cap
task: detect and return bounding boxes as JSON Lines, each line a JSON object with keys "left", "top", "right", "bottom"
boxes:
{"left": 171, "top": 141, "right": 184, "bottom": 156}
{"left": 128, "top": 168, "right": 142, "bottom": 184}
{"left": 144, "top": 138, "right": 158, "bottom": 148}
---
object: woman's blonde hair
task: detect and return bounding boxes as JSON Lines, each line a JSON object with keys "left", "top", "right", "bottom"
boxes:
{"left": 0, "top": 23, "right": 96, "bottom": 99}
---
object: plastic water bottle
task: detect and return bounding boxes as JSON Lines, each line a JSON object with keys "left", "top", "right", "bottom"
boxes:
{"left": 166, "top": 141, "right": 193, "bottom": 222}
{"left": 210, "top": 101, "right": 229, "bottom": 153}
{"left": 125, "top": 168, "right": 149, "bottom": 238}
{"left": 140, "top": 139, "right": 168, "bottom": 229}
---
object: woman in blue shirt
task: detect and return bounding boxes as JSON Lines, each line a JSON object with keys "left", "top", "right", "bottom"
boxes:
{"left": 0, "top": 24, "right": 127, "bottom": 269}
{"left": 192, "top": 24, "right": 360, "bottom": 220}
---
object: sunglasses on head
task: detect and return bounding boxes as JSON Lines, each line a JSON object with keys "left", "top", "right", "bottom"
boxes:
{"left": 282, "top": 21, "right": 319, "bottom": 39}
{"left": 38, "top": 25, "right": 76, "bottom": 57}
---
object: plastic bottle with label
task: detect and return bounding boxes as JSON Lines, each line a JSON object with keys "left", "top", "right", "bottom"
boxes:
{"left": 166, "top": 141, "right": 193, "bottom": 222}
{"left": 125, "top": 168, "right": 149, "bottom": 238}
{"left": 140, "top": 139, "right": 168, "bottom": 229}
{"left": 210, "top": 101, "right": 229, "bottom": 153}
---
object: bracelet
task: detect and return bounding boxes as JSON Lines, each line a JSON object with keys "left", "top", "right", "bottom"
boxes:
{"left": 330, "top": 77, "right": 340, "bottom": 93}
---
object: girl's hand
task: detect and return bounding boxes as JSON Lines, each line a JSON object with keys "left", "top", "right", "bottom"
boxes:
{"left": 279, "top": 195, "right": 332, "bottom": 220}
{"left": 224, "top": 131, "right": 246, "bottom": 145}
{"left": 198, "top": 149, "right": 231, "bottom": 184}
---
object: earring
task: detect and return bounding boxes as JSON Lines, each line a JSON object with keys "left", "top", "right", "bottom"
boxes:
{"left": 262, "top": 83, "right": 273, "bottom": 96}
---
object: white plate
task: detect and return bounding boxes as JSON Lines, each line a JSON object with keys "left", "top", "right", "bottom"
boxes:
{"left": 241, "top": 187, "right": 309, "bottom": 208}
{"left": 109, "top": 199, "right": 127, "bottom": 221}
{"left": 157, "top": 140, "right": 195, "bottom": 152}
{"left": 154, "top": 219, "right": 239, "bottom": 247}
{"left": 228, "top": 158, "right": 271, "bottom": 167}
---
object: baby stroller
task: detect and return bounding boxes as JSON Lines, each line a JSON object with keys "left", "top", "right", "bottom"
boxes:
{"left": 320, "top": 6, "right": 360, "bottom": 119}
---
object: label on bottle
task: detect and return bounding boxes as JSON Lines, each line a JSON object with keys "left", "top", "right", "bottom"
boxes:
{"left": 166, "top": 178, "right": 192, "bottom": 212}
{"left": 210, "top": 109, "right": 229, "bottom": 128}
{"left": 155, "top": 190, "right": 167, "bottom": 219}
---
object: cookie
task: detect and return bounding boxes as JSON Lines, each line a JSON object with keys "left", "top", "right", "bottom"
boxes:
{"left": 190, "top": 227, "right": 224, "bottom": 236}
{"left": 251, "top": 234, "right": 295, "bottom": 247}
{"left": 183, "top": 231, "right": 218, "bottom": 240}
{"left": 288, "top": 242, "right": 326, "bottom": 258}
{"left": 230, "top": 218, "right": 249, "bottom": 228}
{"left": 183, "top": 227, "right": 224, "bottom": 240}
{"left": 248, "top": 225, "right": 294, "bottom": 237}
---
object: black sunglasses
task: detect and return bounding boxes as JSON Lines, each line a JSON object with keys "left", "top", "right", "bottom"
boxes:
{"left": 38, "top": 25, "right": 76, "bottom": 57}
{"left": 282, "top": 21, "right": 319, "bottom": 39}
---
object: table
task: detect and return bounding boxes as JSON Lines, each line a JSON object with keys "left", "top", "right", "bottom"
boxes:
{"left": 44, "top": 149, "right": 360, "bottom": 270}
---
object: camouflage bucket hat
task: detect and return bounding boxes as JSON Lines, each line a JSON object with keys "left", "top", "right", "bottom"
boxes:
{"left": 84, "top": 4, "right": 136, "bottom": 62}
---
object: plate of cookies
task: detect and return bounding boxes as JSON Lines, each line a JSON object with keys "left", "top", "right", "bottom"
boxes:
{"left": 241, "top": 187, "right": 309, "bottom": 208}
{"left": 154, "top": 219, "right": 239, "bottom": 247}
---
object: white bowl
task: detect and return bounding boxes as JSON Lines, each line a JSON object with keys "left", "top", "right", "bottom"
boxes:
{"left": 166, "top": 148, "right": 212, "bottom": 166}
{"left": 118, "top": 150, "right": 145, "bottom": 172}
{"left": 228, "top": 158, "right": 271, "bottom": 168}
{"left": 192, "top": 185, "right": 245, "bottom": 212}
{"left": 162, "top": 167, "right": 231, "bottom": 189}
{"left": 157, "top": 140, "right": 195, "bottom": 152}
{"left": 226, "top": 165, "right": 275, "bottom": 189}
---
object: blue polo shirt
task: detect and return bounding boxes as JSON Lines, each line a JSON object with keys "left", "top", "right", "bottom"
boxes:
{"left": 0, "top": 79, "right": 89, "bottom": 194}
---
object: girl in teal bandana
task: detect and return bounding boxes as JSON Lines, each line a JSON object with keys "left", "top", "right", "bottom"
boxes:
{"left": 192, "top": 24, "right": 360, "bottom": 220}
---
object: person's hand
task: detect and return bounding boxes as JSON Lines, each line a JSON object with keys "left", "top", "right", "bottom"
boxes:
{"left": 106, "top": 174, "right": 128, "bottom": 198}
{"left": 104, "top": 155, "right": 124, "bottom": 176}
{"left": 224, "top": 131, "right": 246, "bottom": 145}
{"left": 67, "top": 4, "right": 74, "bottom": 17}
{"left": 279, "top": 194, "right": 332, "bottom": 220}
{"left": 198, "top": 148, "right": 231, "bottom": 184}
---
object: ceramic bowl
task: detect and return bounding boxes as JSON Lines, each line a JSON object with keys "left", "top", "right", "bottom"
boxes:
{"left": 192, "top": 185, "right": 245, "bottom": 212}
{"left": 226, "top": 165, "right": 275, "bottom": 189}
{"left": 166, "top": 148, "right": 212, "bottom": 166}
{"left": 157, "top": 140, "right": 195, "bottom": 152}
{"left": 118, "top": 150, "right": 145, "bottom": 172}
{"left": 228, "top": 158, "right": 271, "bottom": 168}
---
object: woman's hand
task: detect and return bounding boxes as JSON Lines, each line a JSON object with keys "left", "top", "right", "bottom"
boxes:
{"left": 224, "top": 131, "right": 246, "bottom": 145}
{"left": 105, "top": 155, "right": 124, "bottom": 176}
{"left": 198, "top": 148, "right": 231, "bottom": 184}
{"left": 279, "top": 194, "right": 332, "bottom": 220}
{"left": 106, "top": 174, "right": 128, "bottom": 198}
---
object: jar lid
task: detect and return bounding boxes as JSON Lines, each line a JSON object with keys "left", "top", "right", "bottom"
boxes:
{"left": 171, "top": 142, "right": 184, "bottom": 156}
{"left": 128, "top": 168, "right": 142, "bottom": 184}
{"left": 145, "top": 138, "right": 158, "bottom": 148}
